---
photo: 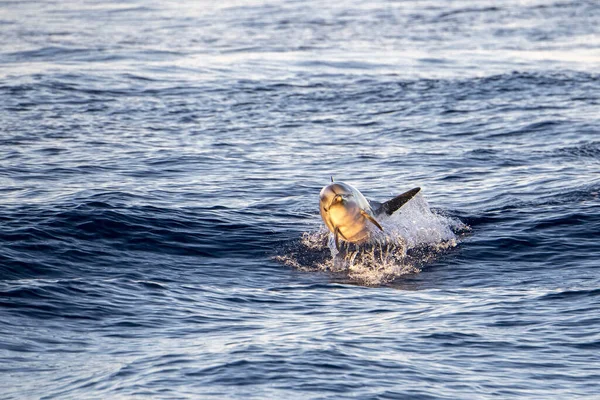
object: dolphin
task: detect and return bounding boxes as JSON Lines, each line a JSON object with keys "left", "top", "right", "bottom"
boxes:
{"left": 319, "top": 178, "right": 421, "bottom": 250}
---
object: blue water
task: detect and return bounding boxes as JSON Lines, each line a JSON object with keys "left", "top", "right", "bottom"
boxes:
{"left": 1, "top": 0, "right": 600, "bottom": 398}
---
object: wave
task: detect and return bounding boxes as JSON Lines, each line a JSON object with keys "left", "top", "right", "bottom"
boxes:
{"left": 0, "top": 198, "right": 279, "bottom": 281}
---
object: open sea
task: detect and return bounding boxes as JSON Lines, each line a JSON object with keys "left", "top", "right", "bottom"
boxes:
{"left": 1, "top": 0, "right": 600, "bottom": 398}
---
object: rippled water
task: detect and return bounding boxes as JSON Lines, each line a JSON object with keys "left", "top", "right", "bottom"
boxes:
{"left": 1, "top": 0, "right": 600, "bottom": 398}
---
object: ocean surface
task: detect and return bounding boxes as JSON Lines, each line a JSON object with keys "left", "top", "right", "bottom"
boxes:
{"left": 1, "top": 0, "right": 600, "bottom": 398}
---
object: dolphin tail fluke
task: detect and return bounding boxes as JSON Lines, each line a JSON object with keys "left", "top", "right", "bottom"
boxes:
{"left": 377, "top": 187, "right": 421, "bottom": 216}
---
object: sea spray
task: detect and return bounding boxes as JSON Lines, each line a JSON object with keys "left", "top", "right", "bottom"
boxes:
{"left": 276, "top": 194, "right": 468, "bottom": 285}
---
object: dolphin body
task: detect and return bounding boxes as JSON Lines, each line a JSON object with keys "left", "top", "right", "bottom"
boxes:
{"left": 319, "top": 179, "right": 421, "bottom": 250}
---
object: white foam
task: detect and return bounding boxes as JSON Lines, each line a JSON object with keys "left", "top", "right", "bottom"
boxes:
{"left": 372, "top": 193, "right": 461, "bottom": 250}
{"left": 277, "top": 194, "right": 468, "bottom": 285}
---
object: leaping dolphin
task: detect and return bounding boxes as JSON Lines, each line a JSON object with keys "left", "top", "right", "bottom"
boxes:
{"left": 319, "top": 178, "right": 420, "bottom": 250}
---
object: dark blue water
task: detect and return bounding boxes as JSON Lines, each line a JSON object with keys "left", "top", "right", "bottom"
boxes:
{"left": 2, "top": 1, "right": 600, "bottom": 398}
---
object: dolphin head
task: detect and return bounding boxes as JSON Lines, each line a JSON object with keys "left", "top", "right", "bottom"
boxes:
{"left": 320, "top": 182, "right": 360, "bottom": 237}
{"left": 320, "top": 183, "right": 353, "bottom": 212}
{"left": 319, "top": 182, "right": 380, "bottom": 248}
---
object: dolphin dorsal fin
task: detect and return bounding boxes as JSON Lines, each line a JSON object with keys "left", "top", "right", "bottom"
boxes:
{"left": 376, "top": 187, "right": 421, "bottom": 216}
{"left": 331, "top": 176, "right": 335, "bottom": 182}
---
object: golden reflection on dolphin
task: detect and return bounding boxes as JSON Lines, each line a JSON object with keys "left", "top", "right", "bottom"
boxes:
{"left": 319, "top": 178, "right": 420, "bottom": 250}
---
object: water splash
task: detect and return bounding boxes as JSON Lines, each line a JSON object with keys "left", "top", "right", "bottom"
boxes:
{"left": 277, "top": 194, "right": 468, "bottom": 285}
{"left": 373, "top": 193, "right": 462, "bottom": 249}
